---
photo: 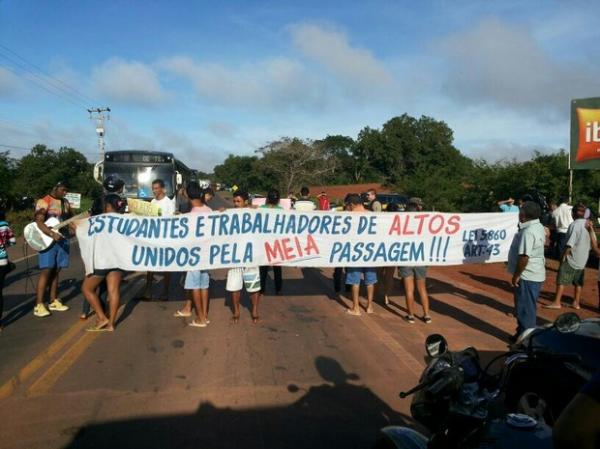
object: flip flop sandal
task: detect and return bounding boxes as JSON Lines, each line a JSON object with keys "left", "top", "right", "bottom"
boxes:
{"left": 569, "top": 304, "right": 581, "bottom": 310}
{"left": 174, "top": 310, "right": 192, "bottom": 317}
{"left": 231, "top": 315, "right": 240, "bottom": 324}
{"left": 542, "top": 304, "right": 562, "bottom": 309}
{"left": 252, "top": 315, "right": 260, "bottom": 324}
{"left": 189, "top": 320, "right": 207, "bottom": 328}
{"left": 346, "top": 309, "right": 361, "bottom": 316}
{"left": 86, "top": 321, "right": 110, "bottom": 332}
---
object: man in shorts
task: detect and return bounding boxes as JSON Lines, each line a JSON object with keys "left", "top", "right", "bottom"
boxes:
{"left": 33, "top": 181, "right": 72, "bottom": 317}
{"left": 226, "top": 191, "right": 261, "bottom": 323}
{"left": 545, "top": 203, "right": 590, "bottom": 310}
{"left": 345, "top": 194, "right": 377, "bottom": 315}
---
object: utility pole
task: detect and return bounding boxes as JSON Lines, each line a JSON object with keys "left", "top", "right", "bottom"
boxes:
{"left": 87, "top": 107, "right": 111, "bottom": 160}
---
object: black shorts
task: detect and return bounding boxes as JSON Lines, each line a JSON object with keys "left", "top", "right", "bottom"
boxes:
{"left": 90, "top": 268, "right": 125, "bottom": 278}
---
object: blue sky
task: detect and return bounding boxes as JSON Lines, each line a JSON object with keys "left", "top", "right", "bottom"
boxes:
{"left": 1, "top": 0, "right": 599, "bottom": 170}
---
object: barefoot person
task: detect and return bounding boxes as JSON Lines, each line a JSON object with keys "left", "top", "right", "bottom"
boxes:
{"left": 344, "top": 194, "right": 377, "bottom": 315}
{"left": 400, "top": 200, "right": 432, "bottom": 323}
{"left": 544, "top": 203, "right": 589, "bottom": 310}
{"left": 226, "top": 191, "right": 261, "bottom": 323}
{"left": 82, "top": 194, "right": 127, "bottom": 332}
{"left": 174, "top": 183, "right": 212, "bottom": 327}
{"left": 33, "top": 181, "right": 73, "bottom": 317}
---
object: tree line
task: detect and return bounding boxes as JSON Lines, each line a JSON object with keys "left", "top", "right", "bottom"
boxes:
{"left": 0, "top": 144, "right": 101, "bottom": 209}
{"left": 214, "top": 114, "right": 599, "bottom": 212}
{"left": 2, "top": 114, "right": 599, "bottom": 213}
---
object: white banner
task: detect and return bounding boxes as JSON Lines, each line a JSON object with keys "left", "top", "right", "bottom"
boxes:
{"left": 76, "top": 209, "right": 519, "bottom": 274}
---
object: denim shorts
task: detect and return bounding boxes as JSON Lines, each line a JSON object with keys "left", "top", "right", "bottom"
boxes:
{"left": 38, "top": 239, "right": 70, "bottom": 269}
{"left": 345, "top": 267, "right": 377, "bottom": 286}
{"left": 184, "top": 270, "right": 210, "bottom": 290}
{"left": 398, "top": 266, "right": 428, "bottom": 280}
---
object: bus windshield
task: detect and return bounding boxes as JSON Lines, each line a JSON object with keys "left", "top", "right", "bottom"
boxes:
{"left": 104, "top": 164, "right": 174, "bottom": 199}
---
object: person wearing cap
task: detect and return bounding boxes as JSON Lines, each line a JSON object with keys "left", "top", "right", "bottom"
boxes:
{"left": 33, "top": 181, "right": 73, "bottom": 317}
{"left": 408, "top": 197, "right": 423, "bottom": 211}
{"left": 259, "top": 189, "right": 283, "bottom": 295}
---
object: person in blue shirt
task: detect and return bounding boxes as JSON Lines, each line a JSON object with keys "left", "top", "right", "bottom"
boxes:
{"left": 497, "top": 197, "right": 520, "bottom": 212}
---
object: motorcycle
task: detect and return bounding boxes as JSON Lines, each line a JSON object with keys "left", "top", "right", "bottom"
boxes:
{"left": 374, "top": 313, "right": 593, "bottom": 449}
{"left": 502, "top": 313, "right": 599, "bottom": 425}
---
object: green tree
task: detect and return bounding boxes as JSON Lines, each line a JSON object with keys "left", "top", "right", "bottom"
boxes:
{"left": 0, "top": 151, "right": 16, "bottom": 207}
{"left": 213, "top": 155, "right": 270, "bottom": 193}
{"left": 316, "top": 135, "right": 356, "bottom": 185}
{"left": 258, "top": 138, "right": 338, "bottom": 193}
{"left": 12, "top": 145, "right": 100, "bottom": 199}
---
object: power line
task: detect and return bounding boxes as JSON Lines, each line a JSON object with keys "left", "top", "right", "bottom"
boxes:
{"left": 0, "top": 43, "right": 98, "bottom": 105}
{"left": 0, "top": 62, "right": 85, "bottom": 108}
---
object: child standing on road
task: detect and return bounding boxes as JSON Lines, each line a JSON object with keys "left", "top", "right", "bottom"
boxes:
{"left": 0, "top": 210, "right": 16, "bottom": 330}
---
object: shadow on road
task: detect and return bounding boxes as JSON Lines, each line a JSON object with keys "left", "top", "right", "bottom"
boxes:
{"left": 1, "top": 278, "right": 81, "bottom": 328}
{"left": 62, "top": 356, "right": 415, "bottom": 449}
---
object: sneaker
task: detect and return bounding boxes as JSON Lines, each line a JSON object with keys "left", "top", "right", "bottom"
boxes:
{"left": 423, "top": 315, "right": 432, "bottom": 324}
{"left": 48, "top": 299, "right": 69, "bottom": 312}
{"left": 34, "top": 303, "right": 51, "bottom": 317}
{"left": 405, "top": 315, "right": 415, "bottom": 324}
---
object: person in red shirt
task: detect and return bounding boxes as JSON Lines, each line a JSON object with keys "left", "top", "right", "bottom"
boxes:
{"left": 317, "top": 192, "right": 330, "bottom": 211}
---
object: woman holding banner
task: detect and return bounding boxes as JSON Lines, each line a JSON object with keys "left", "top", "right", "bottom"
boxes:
{"left": 83, "top": 194, "right": 127, "bottom": 332}
{"left": 400, "top": 200, "right": 432, "bottom": 324}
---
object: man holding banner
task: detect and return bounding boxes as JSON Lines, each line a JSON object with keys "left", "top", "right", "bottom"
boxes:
{"left": 140, "top": 179, "right": 175, "bottom": 301}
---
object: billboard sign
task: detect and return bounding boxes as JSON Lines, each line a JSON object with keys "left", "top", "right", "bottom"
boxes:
{"left": 571, "top": 97, "right": 600, "bottom": 169}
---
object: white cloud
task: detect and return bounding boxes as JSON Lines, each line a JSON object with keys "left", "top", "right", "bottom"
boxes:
{"left": 91, "top": 58, "right": 168, "bottom": 107}
{"left": 437, "top": 18, "right": 600, "bottom": 118}
{"left": 289, "top": 23, "right": 395, "bottom": 96}
{"left": 0, "top": 67, "right": 25, "bottom": 97}
{"left": 160, "top": 56, "right": 325, "bottom": 109}
{"left": 107, "top": 118, "right": 223, "bottom": 170}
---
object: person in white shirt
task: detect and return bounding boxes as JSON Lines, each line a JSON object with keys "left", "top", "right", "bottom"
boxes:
{"left": 140, "top": 179, "right": 175, "bottom": 301}
{"left": 293, "top": 186, "right": 316, "bottom": 212}
{"left": 552, "top": 197, "right": 573, "bottom": 257}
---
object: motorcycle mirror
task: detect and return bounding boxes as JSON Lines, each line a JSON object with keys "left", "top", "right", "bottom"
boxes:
{"left": 425, "top": 334, "right": 448, "bottom": 358}
{"left": 554, "top": 312, "right": 581, "bottom": 333}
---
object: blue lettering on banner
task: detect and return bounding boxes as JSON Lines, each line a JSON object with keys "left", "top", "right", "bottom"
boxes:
{"left": 131, "top": 245, "right": 202, "bottom": 267}
{"left": 195, "top": 216, "right": 206, "bottom": 237}
{"left": 357, "top": 216, "right": 377, "bottom": 235}
{"left": 329, "top": 241, "right": 425, "bottom": 263}
{"left": 209, "top": 243, "right": 254, "bottom": 265}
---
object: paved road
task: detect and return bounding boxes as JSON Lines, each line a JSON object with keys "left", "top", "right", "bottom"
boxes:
{"left": 1, "top": 194, "right": 598, "bottom": 449}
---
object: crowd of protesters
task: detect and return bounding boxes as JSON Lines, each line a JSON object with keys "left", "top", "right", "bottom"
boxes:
{"left": 0, "top": 179, "right": 598, "bottom": 340}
